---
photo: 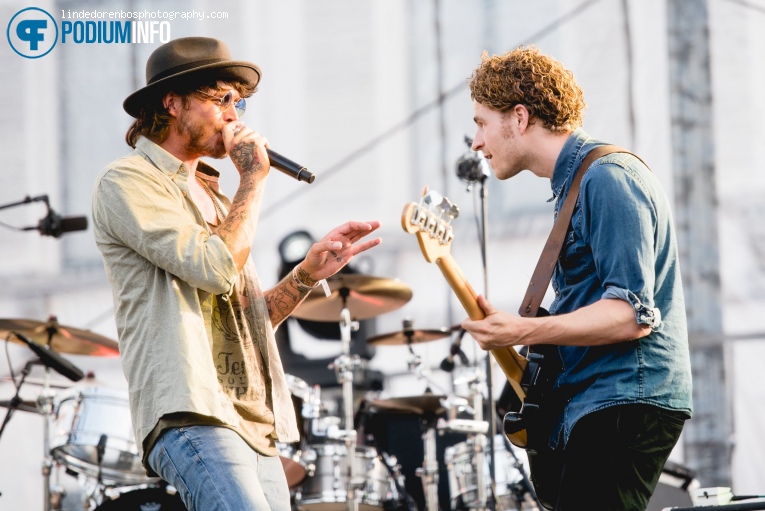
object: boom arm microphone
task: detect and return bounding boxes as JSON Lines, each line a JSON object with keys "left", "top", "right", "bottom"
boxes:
{"left": 11, "top": 331, "right": 84, "bottom": 382}
{"left": 440, "top": 328, "right": 469, "bottom": 372}
{"left": 267, "top": 149, "right": 315, "bottom": 184}
{"left": 23, "top": 209, "right": 88, "bottom": 238}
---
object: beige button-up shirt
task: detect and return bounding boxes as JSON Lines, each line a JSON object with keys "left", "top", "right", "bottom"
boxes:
{"left": 92, "top": 136, "right": 299, "bottom": 459}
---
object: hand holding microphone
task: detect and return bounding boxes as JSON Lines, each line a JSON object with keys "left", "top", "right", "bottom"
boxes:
{"left": 226, "top": 123, "right": 314, "bottom": 184}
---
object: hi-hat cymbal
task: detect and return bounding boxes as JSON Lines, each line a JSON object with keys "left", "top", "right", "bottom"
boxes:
{"left": 292, "top": 274, "right": 412, "bottom": 322}
{"left": 0, "top": 317, "right": 119, "bottom": 357}
{"left": 367, "top": 328, "right": 451, "bottom": 346}
{"left": 370, "top": 394, "right": 447, "bottom": 415}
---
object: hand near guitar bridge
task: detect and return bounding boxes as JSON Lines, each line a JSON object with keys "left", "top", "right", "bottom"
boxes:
{"left": 461, "top": 295, "right": 531, "bottom": 350}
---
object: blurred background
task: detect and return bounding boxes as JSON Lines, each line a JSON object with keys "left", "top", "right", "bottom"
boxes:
{"left": 1, "top": 0, "right": 764, "bottom": 509}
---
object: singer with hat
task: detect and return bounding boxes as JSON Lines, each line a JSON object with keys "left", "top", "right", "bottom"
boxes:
{"left": 92, "top": 37, "right": 381, "bottom": 510}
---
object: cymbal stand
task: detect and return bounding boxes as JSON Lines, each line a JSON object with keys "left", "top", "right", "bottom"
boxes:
{"left": 0, "top": 350, "right": 61, "bottom": 510}
{"left": 417, "top": 412, "right": 440, "bottom": 511}
{"left": 0, "top": 359, "right": 35, "bottom": 439}
{"left": 399, "top": 319, "right": 444, "bottom": 511}
{"left": 38, "top": 368, "right": 60, "bottom": 511}
{"left": 329, "top": 288, "right": 361, "bottom": 511}
{"left": 444, "top": 368, "right": 492, "bottom": 511}
{"left": 469, "top": 370, "right": 491, "bottom": 511}
{"left": 402, "top": 319, "right": 447, "bottom": 396}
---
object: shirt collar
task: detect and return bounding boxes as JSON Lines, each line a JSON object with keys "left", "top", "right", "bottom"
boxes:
{"left": 135, "top": 135, "right": 187, "bottom": 177}
{"left": 135, "top": 135, "right": 222, "bottom": 181}
{"left": 550, "top": 127, "right": 590, "bottom": 200}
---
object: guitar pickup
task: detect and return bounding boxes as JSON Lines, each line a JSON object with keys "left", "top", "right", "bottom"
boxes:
{"left": 521, "top": 352, "right": 544, "bottom": 392}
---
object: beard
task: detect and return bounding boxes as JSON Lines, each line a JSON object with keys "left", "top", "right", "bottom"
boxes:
{"left": 175, "top": 111, "right": 227, "bottom": 159}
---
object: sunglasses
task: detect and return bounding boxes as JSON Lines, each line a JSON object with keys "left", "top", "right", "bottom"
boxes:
{"left": 195, "top": 89, "right": 246, "bottom": 118}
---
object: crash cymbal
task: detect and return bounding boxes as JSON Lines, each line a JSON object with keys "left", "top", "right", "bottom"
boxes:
{"left": 0, "top": 317, "right": 119, "bottom": 357}
{"left": 292, "top": 274, "right": 412, "bottom": 322}
{"left": 0, "top": 399, "right": 38, "bottom": 414}
{"left": 367, "top": 328, "right": 451, "bottom": 346}
{"left": 370, "top": 394, "right": 447, "bottom": 415}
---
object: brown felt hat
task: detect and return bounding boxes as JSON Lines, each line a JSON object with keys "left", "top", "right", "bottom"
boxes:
{"left": 123, "top": 37, "right": 261, "bottom": 118}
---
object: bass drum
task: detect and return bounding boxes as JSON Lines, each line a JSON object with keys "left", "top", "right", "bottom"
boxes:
{"left": 94, "top": 487, "right": 187, "bottom": 510}
{"left": 296, "top": 444, "right": 398, "bottom": 511}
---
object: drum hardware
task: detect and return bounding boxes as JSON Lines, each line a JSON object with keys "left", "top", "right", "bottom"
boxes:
{"left": 0, "top": 337, "right": 73, "bottom": 511}
{"left": 330, "top": 288, "right": 363, "bottom": 511}
{"left": 437, "top": 394, "right": 490, "bottom": 435}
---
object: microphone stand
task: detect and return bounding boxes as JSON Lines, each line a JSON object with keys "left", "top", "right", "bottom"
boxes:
{"left": 478, "top": 173, "right": 499, "bottom": 511}
{"left": 0, "top": 359, "right": 36, "bottom": 440}
{"left": 460, "top": 152, "right": 496, "bottom": 511}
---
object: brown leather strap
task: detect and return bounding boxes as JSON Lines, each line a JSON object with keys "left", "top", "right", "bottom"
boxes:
{"left": 518, "top": 145, "right": 630, "bottom": 318}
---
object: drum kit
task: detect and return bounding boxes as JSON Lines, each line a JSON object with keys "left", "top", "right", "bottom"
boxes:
{"left": 0, "top": 317, "right": 184, "bottom": 511}
{"left": 0, "top": 273, "right": 541, "bottom": 511}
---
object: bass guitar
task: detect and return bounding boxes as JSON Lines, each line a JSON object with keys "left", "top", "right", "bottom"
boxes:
{"left": 401, "top": 188, "right": 560, "bottom": 450}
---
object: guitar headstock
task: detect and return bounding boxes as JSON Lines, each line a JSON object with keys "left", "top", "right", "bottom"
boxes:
{"left": 401, "top": 187, "right": 459, "bottom": 263}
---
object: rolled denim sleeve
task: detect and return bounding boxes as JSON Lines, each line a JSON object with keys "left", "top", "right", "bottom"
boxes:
{"left": 93, "top": 164, "right": 238, "bottom": 295}
{"left": 580, "top": 160, "right": 661, "bottom": 329}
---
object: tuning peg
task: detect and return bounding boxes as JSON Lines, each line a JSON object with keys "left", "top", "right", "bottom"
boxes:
{"left": 423, "top": 190, "right": 443, "bottom": 209}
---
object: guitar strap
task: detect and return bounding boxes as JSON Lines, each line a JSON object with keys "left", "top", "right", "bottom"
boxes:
{"left": 518, "top": 145, "right": 634, "bottom": 318}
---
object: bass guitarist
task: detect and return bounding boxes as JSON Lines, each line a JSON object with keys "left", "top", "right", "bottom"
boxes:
{"left": 461, "top": 46, "right": 692, "bottom": 511}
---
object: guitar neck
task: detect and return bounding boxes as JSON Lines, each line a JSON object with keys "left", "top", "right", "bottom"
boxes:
{"left": 434, "top": 255, "right": 528, "bottom": 394}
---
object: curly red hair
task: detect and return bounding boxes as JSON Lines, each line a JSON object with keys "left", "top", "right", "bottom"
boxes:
{"left": 469, "top": 46, "right": 585, "bottom": 132}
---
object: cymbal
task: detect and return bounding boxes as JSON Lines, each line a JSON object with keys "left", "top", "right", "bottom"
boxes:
{"left": 292, "top": 274, "right": 412, "bottom": 322}
{"left": 0, "top": 318, "right": 119, "bottom": 357}
{"left": 367, "top": 328, "right": 451, "bottom": 346}
{"left": 370, "top": 394, "right": 447, "bottom": 415}
{"left": 0, "top": 399, "right": 38, "bottom": 414}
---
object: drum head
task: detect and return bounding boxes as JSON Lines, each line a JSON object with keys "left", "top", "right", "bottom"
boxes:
{"left": 94, "top": 488, "right": 187, "bottom": 510}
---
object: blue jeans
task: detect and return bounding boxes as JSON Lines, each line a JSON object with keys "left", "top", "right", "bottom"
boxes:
{"left": 147, "top": 425, "right": 291, "bottom": 511}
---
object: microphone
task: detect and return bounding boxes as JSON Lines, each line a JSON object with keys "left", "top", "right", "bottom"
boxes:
{"left": 440, "top": 328, "right": 469, "bottom": 372}
{"left": 267, "top": 149, "right": 315, "bottom": 184}
{"left": 25, "top": 209, "right": 88, "bottom": 238}
{"left": 11, "top": 331, "right": 84, "bottom": 382}
{"left": 456, "top": 135, "right": 490, "bottom": 186}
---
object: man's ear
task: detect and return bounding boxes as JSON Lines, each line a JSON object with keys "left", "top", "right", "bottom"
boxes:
{"left": 514, "top": 104, "right": 531, "bottom": 133}
{"left": 163, "top": 92, "right": 180, "bottom": 118}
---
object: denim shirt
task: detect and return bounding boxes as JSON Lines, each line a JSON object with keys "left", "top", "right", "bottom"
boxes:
{"left": 546, "top": 128, "right": 692, "bottom": 448}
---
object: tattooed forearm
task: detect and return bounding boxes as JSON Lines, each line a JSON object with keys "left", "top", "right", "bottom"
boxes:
{"left": 216, "top": 208, "right": 250, "bottom": 237}
{"left": 295, "top": 266, "right": 317, "bottom": 287}
{"left": 266, "top": 272, "right": 312, "bottom": 326}
{"left": 213, "top": 164, "right": 267, "bottom": 271}
{"left": 230, "top": 142, "right": 263, "bottom": 174}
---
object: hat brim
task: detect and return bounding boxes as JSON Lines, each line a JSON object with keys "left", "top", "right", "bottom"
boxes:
{"left": 123, "top": 61, "right": 261, "bottom": 118}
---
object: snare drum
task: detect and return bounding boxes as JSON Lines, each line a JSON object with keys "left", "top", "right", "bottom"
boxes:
{"left": 50, "top": 386, "right": 154, "bottom": 485}
{"left": 296, "top": 444, "right": 397, "bottom": 511}
{"left": 445, "top": 435, "right": 531, "bottom": 510}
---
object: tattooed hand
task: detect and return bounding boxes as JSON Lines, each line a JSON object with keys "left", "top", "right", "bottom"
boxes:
{"left": 222, "top": 122, "right": 269, "bottom": 177}
{"left": 297, "top": 221, "right": 383, "bottom": 283}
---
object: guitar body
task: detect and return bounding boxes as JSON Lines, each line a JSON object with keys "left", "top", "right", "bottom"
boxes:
{"left": 514, "top": 327, "right": 565, "bottom": 510}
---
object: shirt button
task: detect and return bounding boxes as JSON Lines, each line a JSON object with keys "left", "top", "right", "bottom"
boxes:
{"left": 182, "top": 191, "right": 187, "bottom": 197}
{"left": 179, "top": 165, "right": 187, "bottom": 174}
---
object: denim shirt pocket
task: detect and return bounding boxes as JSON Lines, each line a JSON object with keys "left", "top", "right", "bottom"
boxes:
{"left": 558, "top": 228, "right": 594, "bottom": 285}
